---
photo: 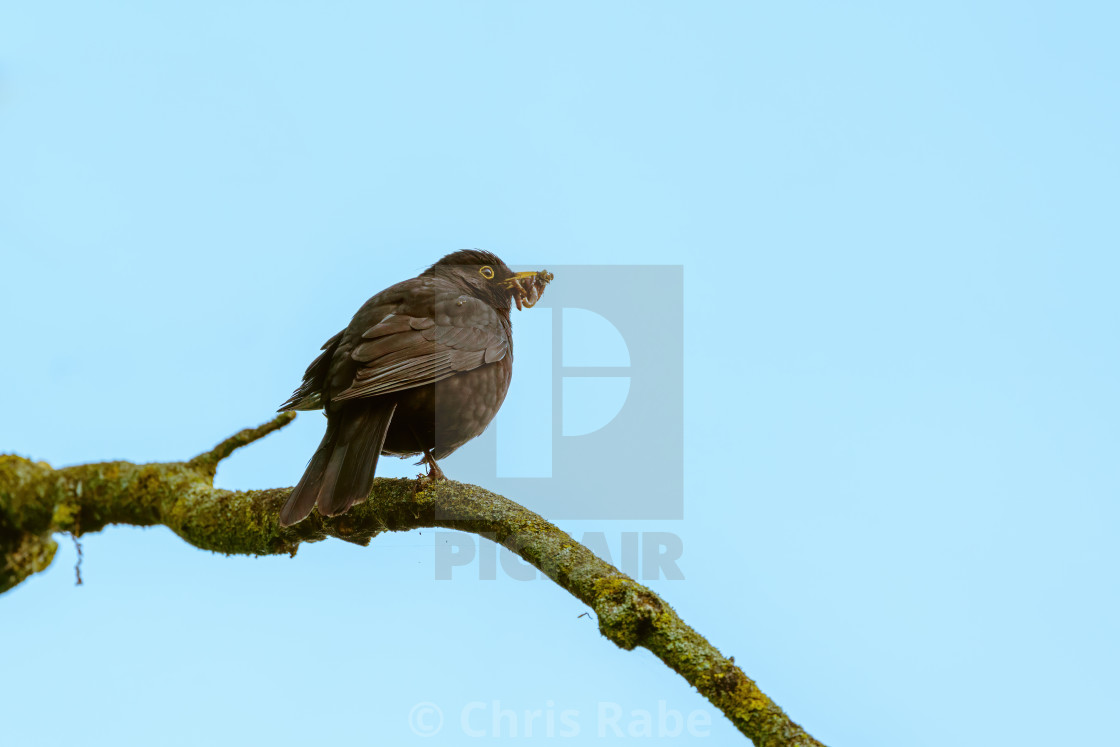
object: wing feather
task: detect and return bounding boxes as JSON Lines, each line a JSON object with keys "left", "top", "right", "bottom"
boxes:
{"left": 360, "top": 314, "right": 415, "bottom": 339}
{"left": 352, "top": 329, "right": 428, "bottom": 362}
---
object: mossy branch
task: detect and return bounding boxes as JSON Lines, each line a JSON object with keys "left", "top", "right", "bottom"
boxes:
{"left": 0, "top": 416, "right": 824, "bottom": 747}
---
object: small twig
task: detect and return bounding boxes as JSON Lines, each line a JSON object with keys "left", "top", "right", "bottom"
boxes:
{"left": 71, "top": 532, "right": 83, "bottom": 586}
{"left": 187, "top": 412, "right": 296, "bottom": 477}
{"left": 71, "top": 498, "right": 83, "bottom": 585}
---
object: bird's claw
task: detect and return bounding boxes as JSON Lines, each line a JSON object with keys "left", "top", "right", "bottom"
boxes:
{"left": 418, "top": 450, "right": 446, "bottom": 484}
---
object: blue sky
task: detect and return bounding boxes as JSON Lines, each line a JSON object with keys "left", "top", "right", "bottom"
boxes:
{"left": 2, "top": 3, "right": 1118, "bottom": 745}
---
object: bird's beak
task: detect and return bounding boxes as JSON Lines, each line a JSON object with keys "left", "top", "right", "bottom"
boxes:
{"left": 504, "top": 270, "right": 554, "bottom": 310}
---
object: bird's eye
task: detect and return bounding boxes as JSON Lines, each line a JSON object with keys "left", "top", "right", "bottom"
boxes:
{"left": 479, "top": 265, "right": 495, "bottom": 280}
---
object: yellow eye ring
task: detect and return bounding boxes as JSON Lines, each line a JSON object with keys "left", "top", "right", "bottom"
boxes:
{"left": 479, "top": 265, "right": 495, "bottom": 279}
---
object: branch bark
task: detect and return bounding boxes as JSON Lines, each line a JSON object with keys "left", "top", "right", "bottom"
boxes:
{"left": 0, "top": 414, "right": 825, "bottom": 747}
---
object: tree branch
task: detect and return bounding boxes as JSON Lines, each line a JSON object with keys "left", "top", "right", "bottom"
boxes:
{"left": 0, "top": 416, "right": 825, "bottom": 747}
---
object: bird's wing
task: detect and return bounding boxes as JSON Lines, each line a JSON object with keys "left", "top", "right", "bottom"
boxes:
{"left": 331, "top": 293, "right": 508, "bottom": 402}
{"left": 278, "top": 279, "right": 412, "bottom": 412}
{"left": 278, "top": 330, "right": 344, "bottom": 411}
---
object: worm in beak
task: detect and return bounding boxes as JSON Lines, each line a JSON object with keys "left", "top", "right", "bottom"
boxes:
{"left": 504, "top": 269, "right": 554, "bottom": 310}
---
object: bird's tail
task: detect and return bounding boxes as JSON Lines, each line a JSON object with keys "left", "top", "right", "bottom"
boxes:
{"left": 279, "top": 401, "right": 398, "bottom": 527}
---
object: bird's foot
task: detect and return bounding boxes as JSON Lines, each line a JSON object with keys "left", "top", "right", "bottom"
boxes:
{"left": 422, "top": 450, "right": 446, "bottom": 482}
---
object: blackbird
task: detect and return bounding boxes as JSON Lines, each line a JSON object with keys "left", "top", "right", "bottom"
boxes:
{"left": 277, "top": 250, "right": 553, "bottom": 526}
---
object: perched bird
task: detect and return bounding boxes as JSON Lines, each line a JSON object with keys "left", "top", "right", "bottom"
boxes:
{"left": 278, "top": 250, "right": 553, "bottom": 527}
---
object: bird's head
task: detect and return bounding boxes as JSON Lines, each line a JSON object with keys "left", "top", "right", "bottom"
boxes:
{"left": 428, "top": 249, "right": 554, "bottom": 311}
